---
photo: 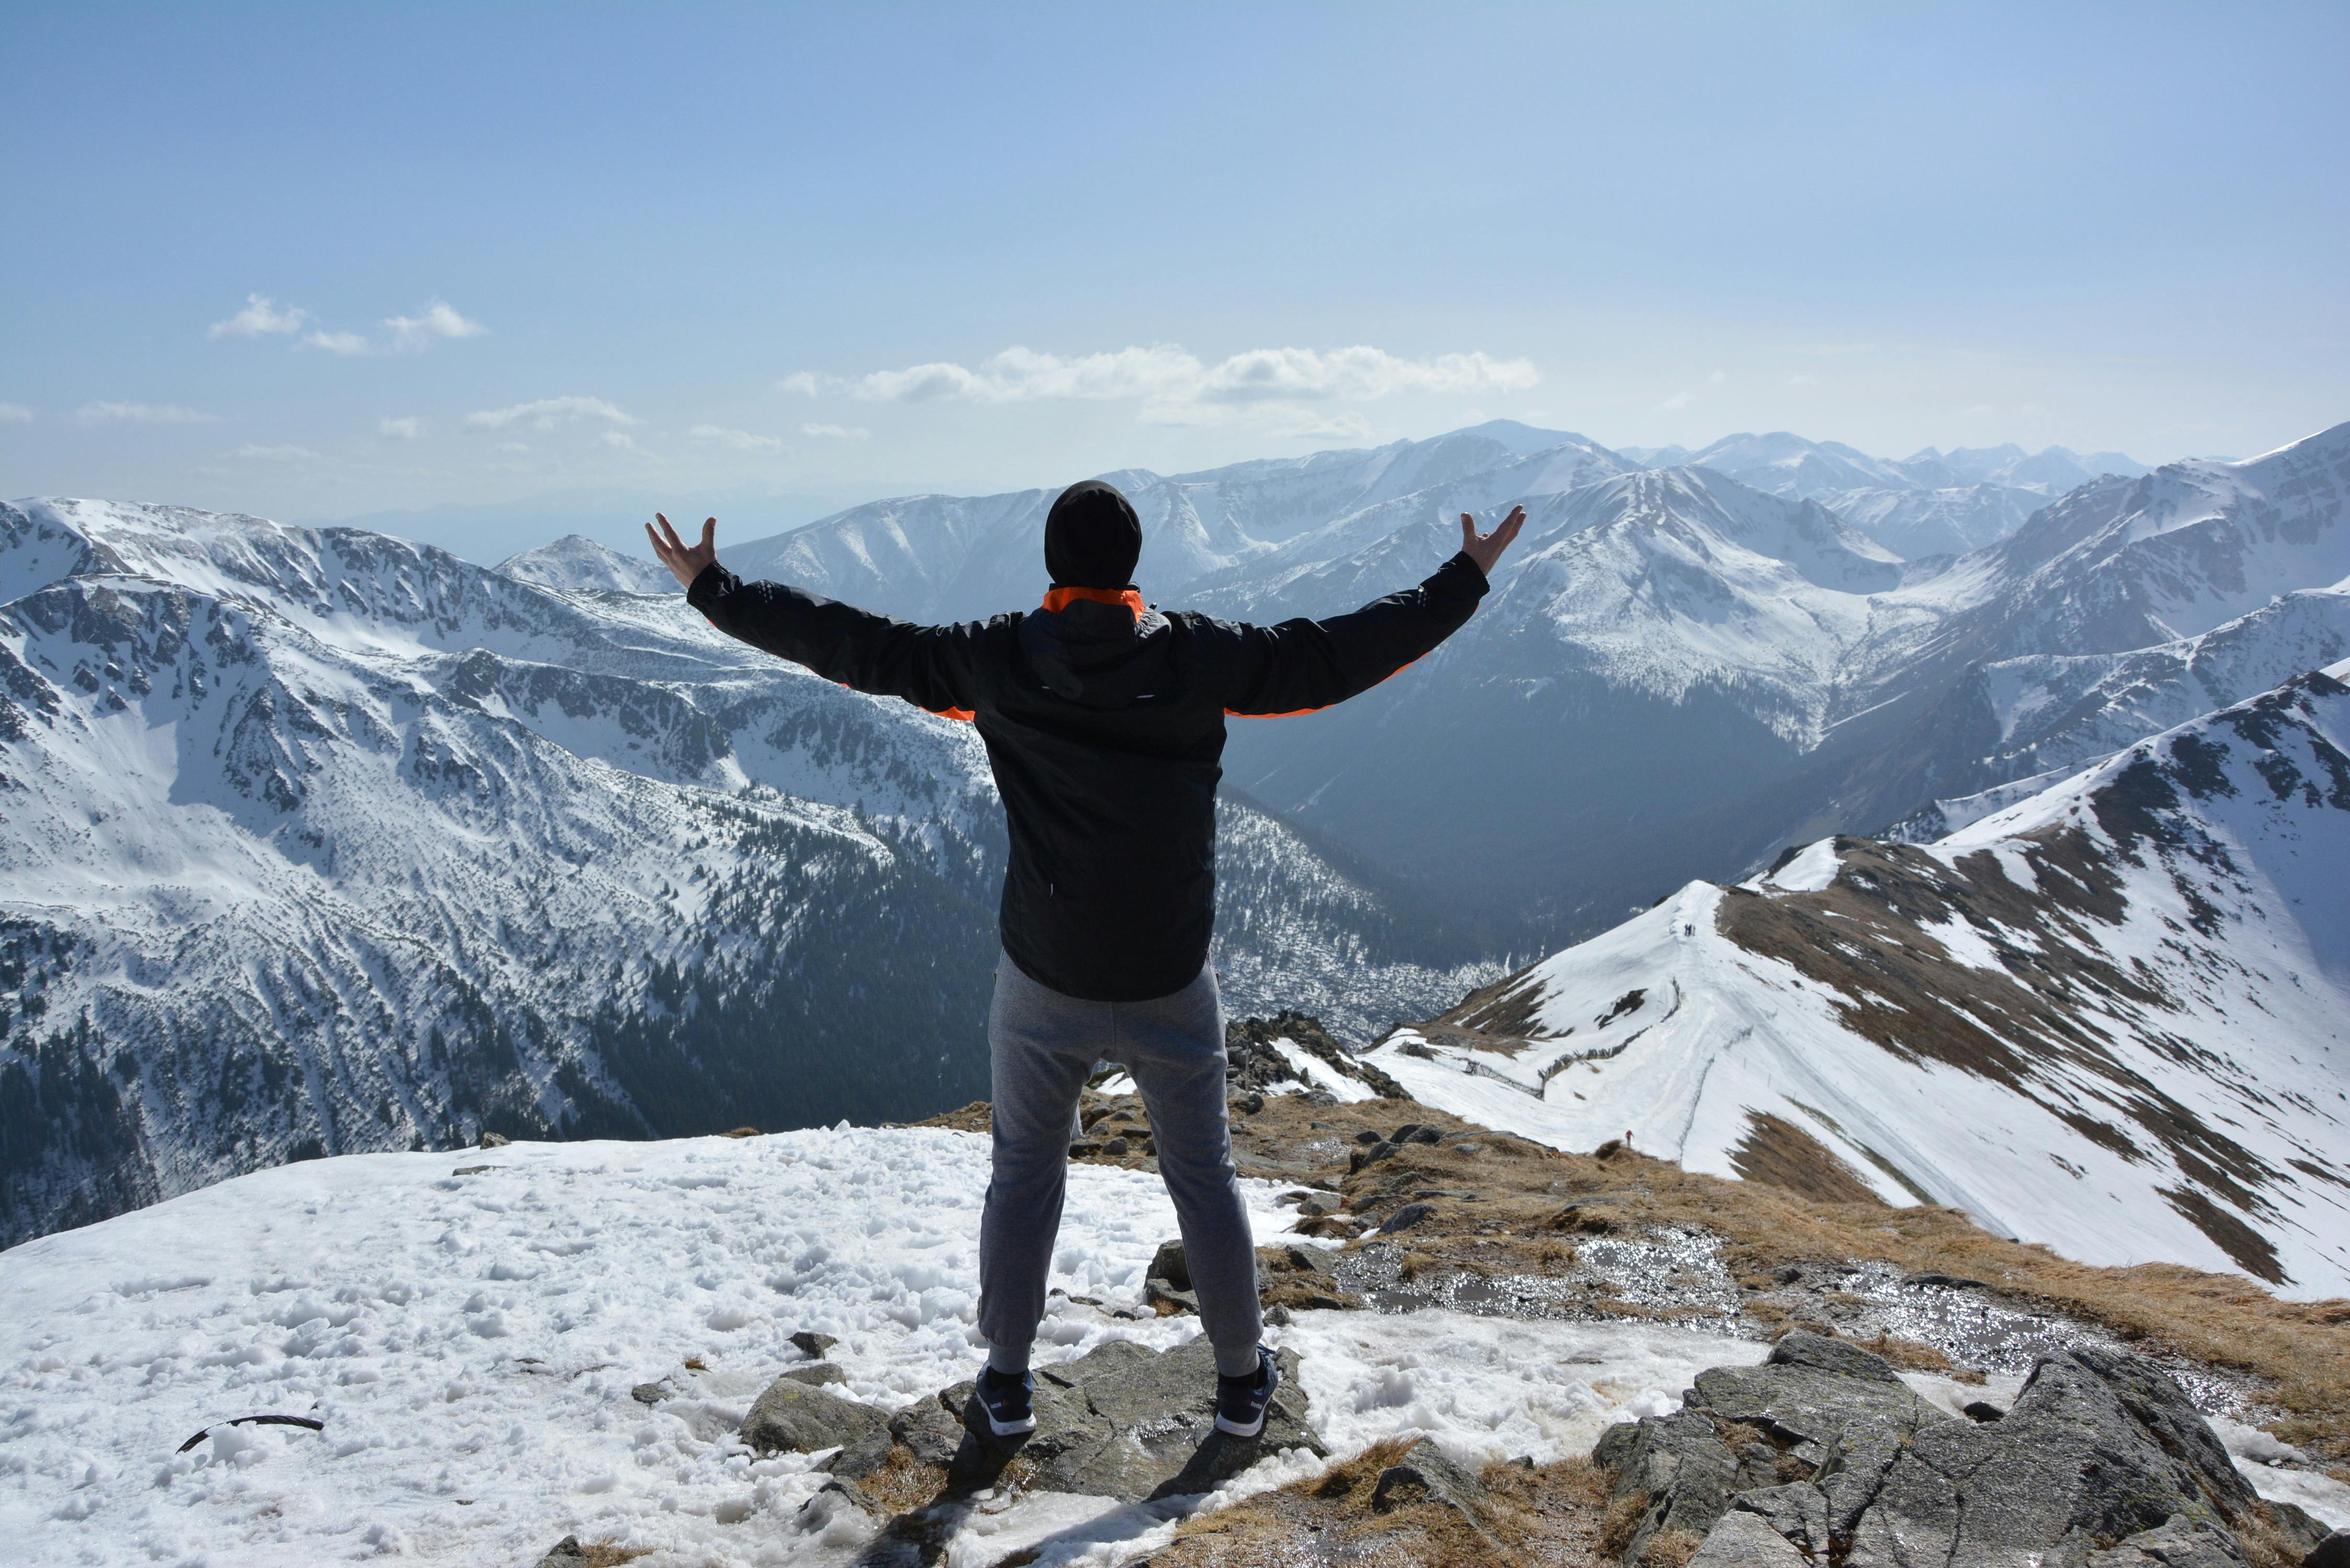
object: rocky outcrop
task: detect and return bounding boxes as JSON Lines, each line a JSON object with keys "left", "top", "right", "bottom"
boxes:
{"left": 826, "top": 1334, "right": 1322, "bottom": 1505}
{"left": 1595, "top": 1330, "right": 2325, "bottom": 1566}
{"left": 739, "top": 1376, "right": 889, "bottom": 1457}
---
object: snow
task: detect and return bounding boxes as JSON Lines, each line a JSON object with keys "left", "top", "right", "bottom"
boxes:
{"left": 0, "top": 1127, "right": 1748, "bottom": 1567}
{"left": 1763, "top": 839, "right": 1839, "bottom": 892}
{"left": 1366, "top": 679, "right": 2350, "bottom": 1300}
{"left": 1266, "top": 1038, "right": 1380, "bottom": 1103}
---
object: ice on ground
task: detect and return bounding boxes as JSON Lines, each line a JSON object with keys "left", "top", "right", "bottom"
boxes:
{"left": 0, "top": 1128, "right": 1765, "bottom": 1567}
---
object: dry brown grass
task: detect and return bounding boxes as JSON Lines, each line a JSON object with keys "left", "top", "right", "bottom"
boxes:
{"left": 1154, "top": 1442, "right": 1616, "bottom": 1567}
{"left": 1218, "top": 1093, "right": 2350, "bottom": 1471}
{"left": 913, "top": 1068, "right": 2350, "bottom": 1472}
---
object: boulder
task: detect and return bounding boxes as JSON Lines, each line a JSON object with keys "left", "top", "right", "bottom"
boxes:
{"left": 1689, "top": 1509, "right": 1811, "bottom": 1566}
{"left": 822, "top": 1336, "right": 1321, "bottom": 1507}
{"left": 2308, "top": 1530, "right": 2350, "bottom": 1568}
{"left": 1370, "top": 1435, "right": 1501, "bottom": 1547}
{"left": 1595, "top": 1336, "right": 2279, "bottom": 1568}
{"left": 2087, "top": 1514, "right": 2249, "bottom": 1566}
{"left": 789, "top": 1330, "right": 839, "bottom": 1358}
{"left": 780, "top": 1362, "right": 846, "bottom": 1388}
{"left": 1378, "top": 1202, "right": 1435, "bottom": 1235}
{"left": 536, "top": 1538, "right": 590, "bottom": 1567}
{"left": 740, "top": 1376, "right": 888, "bottom": 1457}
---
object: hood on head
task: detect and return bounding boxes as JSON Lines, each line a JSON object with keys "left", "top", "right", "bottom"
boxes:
{"left": 1044, "top": 481, "right": 1142, "bottom": 590}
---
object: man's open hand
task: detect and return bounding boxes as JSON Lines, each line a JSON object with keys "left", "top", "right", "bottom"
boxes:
{"left": 647, "top": 513, "right": 719, "bottom": 589}
{"left": 1460, "top": 505, "right": 1526, "bottom": 579}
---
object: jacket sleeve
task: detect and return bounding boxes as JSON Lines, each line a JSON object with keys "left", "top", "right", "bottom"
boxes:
{"left": 686, "top": 563, "right": 983, "bottom": 720}
{"left": 1214, "top": 551, "right": 1489, "bottom": 718}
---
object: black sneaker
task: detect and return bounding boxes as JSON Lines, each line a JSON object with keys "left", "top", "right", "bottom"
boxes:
{"left": 1214, "top": 1346, "right": 1281, "bottom": 1437}
{"left": 973, "top": 1366, "right": 1035, "bottom": 1437}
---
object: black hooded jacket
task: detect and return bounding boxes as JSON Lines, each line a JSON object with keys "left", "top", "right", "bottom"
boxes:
{"left": 687, "top": 553, "right": 1489, "bottom": 1000}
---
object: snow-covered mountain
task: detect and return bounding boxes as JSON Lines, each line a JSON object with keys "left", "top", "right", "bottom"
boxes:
{"left": 1652, "top": 431, "right": 2151, "bottom": 558}
{"left": 0, "top": 500, "right": 1493, "bottom": 1245}
{"left": 498, "top": 533, "right": 682, "bottom": 594}
{"left": 717, "top": 421, "right": 1630, "bottom": 626}
{"left": 1368, "top": 662, "right": 2350, "bottom": 1298}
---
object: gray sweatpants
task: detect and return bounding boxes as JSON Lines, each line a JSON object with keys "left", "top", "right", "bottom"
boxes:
{"left": 976, "top": 948, "right": 1262, "bottom": 1378}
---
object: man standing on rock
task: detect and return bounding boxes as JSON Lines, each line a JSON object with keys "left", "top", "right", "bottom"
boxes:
{"left": 649, "top": 483, "right": 1523, "bottom": 1439}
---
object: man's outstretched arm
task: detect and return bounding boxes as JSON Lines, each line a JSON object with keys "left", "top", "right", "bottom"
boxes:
{"left": 647, "top": 513, "right": 980, "bottom": 719}
{"left": 1217, "top": 506, "right": 1525, "bottom": 718}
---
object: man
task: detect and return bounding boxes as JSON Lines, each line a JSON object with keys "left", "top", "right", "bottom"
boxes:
{"left": 648, "top": 482, "right": 1523, "bottom": 1440}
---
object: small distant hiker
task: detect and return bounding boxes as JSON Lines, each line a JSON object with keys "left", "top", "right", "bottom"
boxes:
{"left": 649, "top": 483, "right": 1523, "bottom": 1438}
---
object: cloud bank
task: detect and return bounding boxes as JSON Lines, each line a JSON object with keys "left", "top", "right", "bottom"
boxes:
{"left": 784, "top": 343, "right": 1538, "bottom": 434}
{"left": 464, "top": 397, "right": 637, "bottom": 432}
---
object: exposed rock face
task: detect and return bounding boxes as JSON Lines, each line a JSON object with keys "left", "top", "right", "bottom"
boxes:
{"left": 1594, "top": 1331, "right": 2319, "bottom": 1567}
{"left": 828, "top": 1334, "right": 1321, "bottom": 1505}
{"left": 739, "top": 1376, "right": 889, "bottom": 1457}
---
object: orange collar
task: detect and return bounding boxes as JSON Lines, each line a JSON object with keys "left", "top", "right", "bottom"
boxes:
{"left": 1040, "top": 585, "right": 1145, "bottom": 616}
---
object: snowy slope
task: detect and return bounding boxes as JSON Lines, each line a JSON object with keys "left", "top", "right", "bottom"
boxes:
{"left": 1367, "top": 663, "right": 2350, "bottom": 1298}
{"left": 0, "top": 1126, "right": 1764, "bottom": 1567}
{"left": 0, "top": 500, "right": 1491, "bottom": 1246}
{"left": 718, "top": 423, "right": 1629, "bottom": 626}
{"left": 498, "top": 534, "right": 682, "bottom": 595}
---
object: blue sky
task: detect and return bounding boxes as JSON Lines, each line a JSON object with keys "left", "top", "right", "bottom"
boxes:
{"left": 4, "top": 2, "right": 2346, "bottom": 559}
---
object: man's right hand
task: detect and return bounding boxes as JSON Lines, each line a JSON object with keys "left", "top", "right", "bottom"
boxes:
{"left": 648, "top": 513, "right": 719, "bottom": 589}
{"left": 1459, "top": 505, "right": 1526, "bottom": 579}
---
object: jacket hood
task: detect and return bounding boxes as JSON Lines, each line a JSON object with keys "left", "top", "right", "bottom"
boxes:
{"left": 1018, "top": 592, "right": 1174, "bottom": 709}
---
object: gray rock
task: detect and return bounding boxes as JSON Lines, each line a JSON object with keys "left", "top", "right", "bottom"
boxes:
{"left": 780, "top": 1362, "right": 846, "bottom": 1388}
{"left": 1598, "top": 1336, "right": 2273, "bottom": 1568}
{"left": 1379, "top": 1202, "right": 1436, "bottom": 1235}
{"left": 740, "top": 1376, "right": 889, "bottom": 1457}
{"left": 1594, "top": 1409, "right": 1742, "bottom": 1565}
{"left": 1369, "top": 1434, "right": 1485, "bottom": 1514}
{"left": 2087, "top": 1514, "right": 2249, "bottom": 1566}
{"left": 1735, "top": 1481, "right": 1830, "bottom": 1559}
{"left": 1690, "top": 1509, "right": 1811, "bottom": 1566}
{"left": 2308, "top": 1530, "right": 2350, "bottom": 1568}
{"left": 1149, "top": 1238, "right": 1191, "bottom": 1291}
{"left": 821, "top": 1336, "right": 1321, "bottom": 1508}
{"left": 1022, "top": 1336, "right": 1321, "bottom": 1502}
{"left": 536, "top": 1538, "right": 590, "bottom": 1568}
{"left": 789, "top": 1330, "right": 839, "bottom": 1358}
{"left": 629, "top": 1381, "right": 666, "bottom": 1405}
{"left": 1694, "top": 1333, "right": 1946, "bottom": 1467}
{"left": 478, "top": 1131, "right": 510, "bottom": 1149}
{"left": 1370, "top": 1435, "right": 1501, "bottom": 1547}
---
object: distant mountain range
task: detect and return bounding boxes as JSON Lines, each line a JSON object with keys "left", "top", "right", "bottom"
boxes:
{"left": 0, "top": 499, "right": 1490, "bottom": 1244}
{"left": 6, "top": 416, "right": 2345, "bottom": 1256}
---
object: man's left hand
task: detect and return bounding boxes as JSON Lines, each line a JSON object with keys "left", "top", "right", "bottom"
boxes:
{"left": 648, "top": 513, "right": 719, "bottom": 589}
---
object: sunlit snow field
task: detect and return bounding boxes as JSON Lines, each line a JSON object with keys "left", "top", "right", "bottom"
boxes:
{"left": 1, "top": 1128, "right": 1767, "bottom": 1566}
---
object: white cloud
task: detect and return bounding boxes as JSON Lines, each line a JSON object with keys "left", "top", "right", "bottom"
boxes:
{"left": 799, "top": 422, "right": 871, "bottom": 441}
{"left": 379, "top": 416, "right": 428, "bottom": 440}
{"left": 385, "top": 299, "right": 486, "bottom": 352}
{"left": 493, "top": 441, "right": 530, "bottom": 453}
{"left": 1657, "top": 391, "right": 1693, "bottom": 411}
{"left": 232, "top": 442, "right": 316, "bottom": 462}
{"left": 600, "top": 430, "right": 639, "bottom": 452}
{"left": 77, "top": 401, "right": 220, "bottom": 424}
{"left": 208, "top": 294, "right": 310, "bottom": 340}
{"left": 1708, "top": 370, "right": 1729, "bottom": 385}
{"left": 849, "top": 343, "right": 1536, "bottom": 411}
{"left": 826, "top": 342, "right": 1536, "bottom": 435}
{"left": 0, "top": 402, "right": 34, "bottom": 423}
{"left": 1787, "top": 374, "right": 1818, "bottom": 387}
{"left": 776, "top": 371, "right": 823, "bottom": 397}
{"left": 693, "top": 423, "right": 785, "bottom": 452}
{"left": 464, "top": 396, "right": 638, "bottom": 432}
{"left": 305, "top": 330, "right": 371, "bottom": 356}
